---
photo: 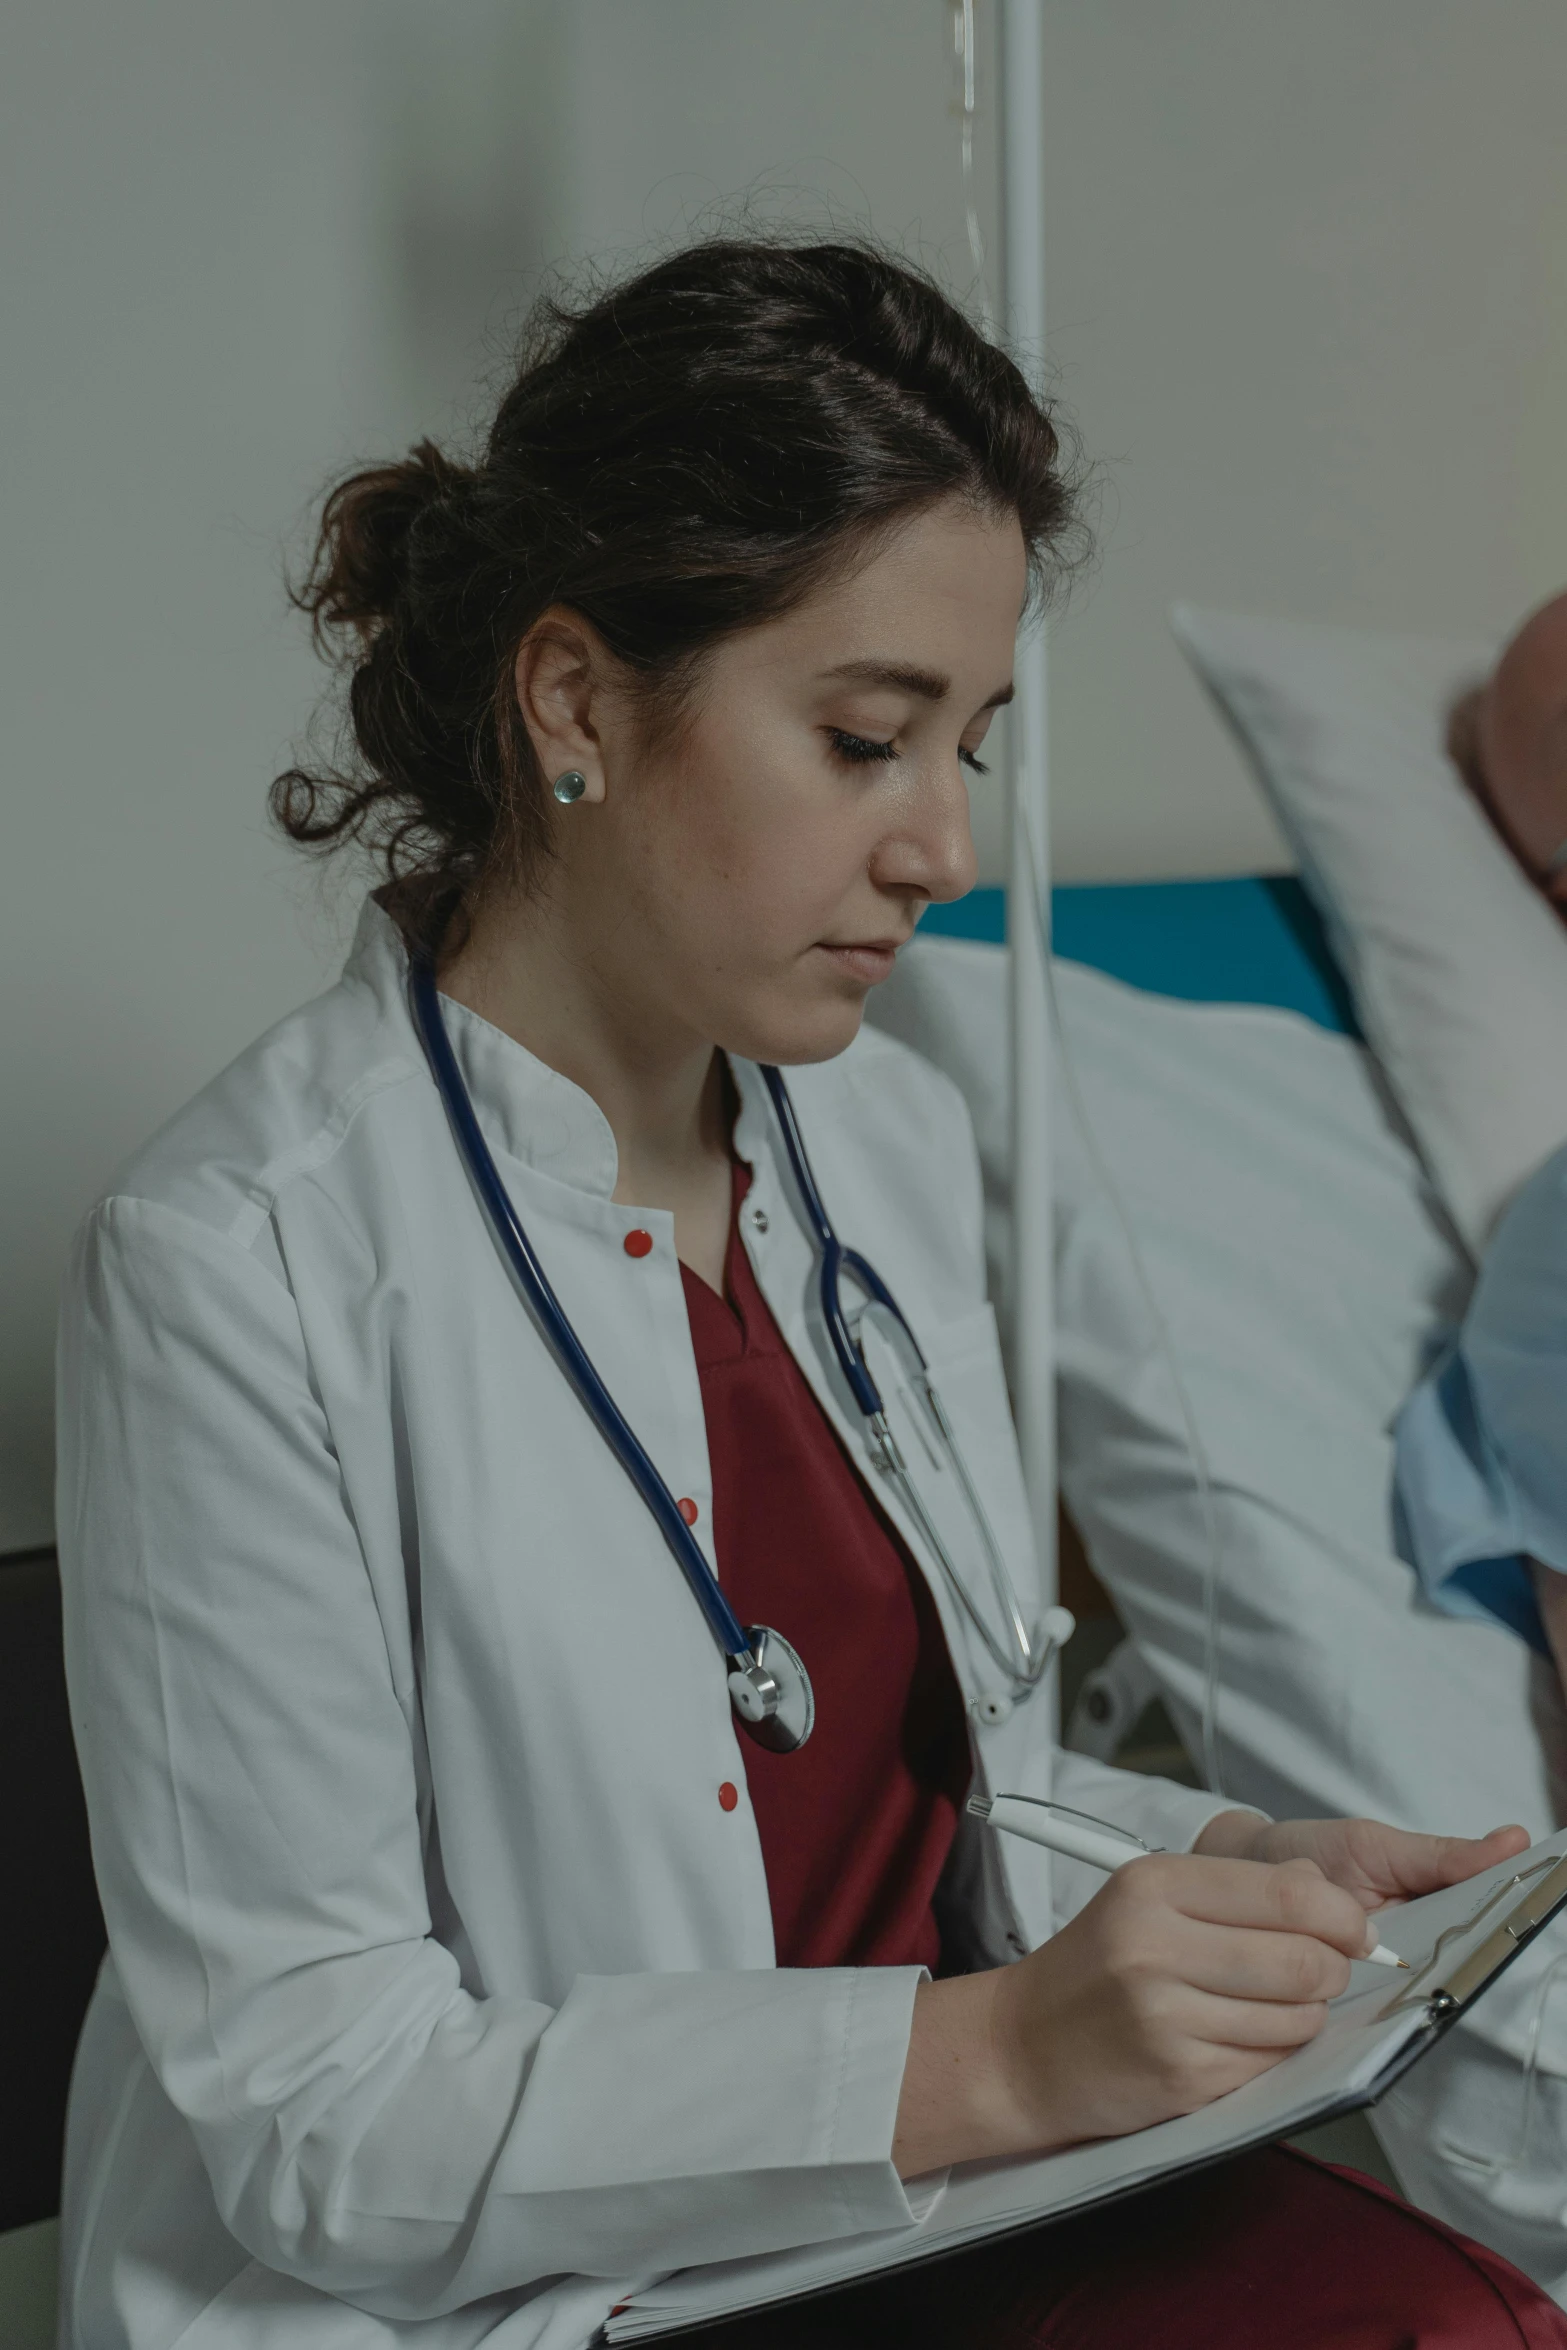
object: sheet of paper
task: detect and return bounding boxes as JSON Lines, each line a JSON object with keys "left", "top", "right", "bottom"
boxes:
{"left": 606, "top": 1832, "right": 1567, "bottom": 2342}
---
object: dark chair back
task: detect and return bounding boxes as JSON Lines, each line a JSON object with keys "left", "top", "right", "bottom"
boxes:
{"left": 1, "top": 1550, "right": 105, "bottom": 2231}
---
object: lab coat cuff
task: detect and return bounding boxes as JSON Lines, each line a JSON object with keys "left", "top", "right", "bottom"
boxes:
{"left": 832, "top": 1971, "right": 949, "bottom": 2221}
{"left": 484, "top": 1965, "right": 931, "bottom": 2278}
{"left": 832, "top": 1963, "right": 937, "bottom": 2213}
{"left": 1176, "top": 1799, "right": 1270, "bottom": 1852}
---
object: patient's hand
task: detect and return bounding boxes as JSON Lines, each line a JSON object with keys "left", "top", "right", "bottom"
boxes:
{"left": 1193, "top": 1810, "right": 1529, "bottom": 1913}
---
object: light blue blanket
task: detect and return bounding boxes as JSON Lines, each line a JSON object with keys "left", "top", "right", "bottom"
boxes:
{"left": 1394, "top": 1145, "right": 1567, "bottom": 1653}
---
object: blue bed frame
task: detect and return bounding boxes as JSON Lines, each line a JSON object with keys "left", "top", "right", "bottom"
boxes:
{"left": 920, "top": 875, "right": 1359, "bottom": 1038}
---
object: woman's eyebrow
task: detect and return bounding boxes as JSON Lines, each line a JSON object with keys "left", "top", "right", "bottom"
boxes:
{"left": 819, "top": 658, "right": 1015, "bottom": 709}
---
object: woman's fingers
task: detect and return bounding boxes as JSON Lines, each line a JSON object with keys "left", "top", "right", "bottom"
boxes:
{"left": 1413, "top": 1824, "right": 1531, "bottom": 1889}
{"left": 1330, "top": 1816, "right": 1531, "bottom": 1901}
{"left": 1179, "top": 1989, "right": 1332, "bottom": 2052}
{"left": 983, "top": 1822, "right": 1537, "bottom": 2169}
{"left": 1249, "top": 1815, "right": 1533, "bottom": 1904}
{"left": 975, "top": 1849, "right": 1375, "bottom": 2162}
{"left": 1114, "top": 1852, "right": 1370, "bottom": 1959}
{"left": 1161, "top": 1915, "right": 1354, "bottom": 2006}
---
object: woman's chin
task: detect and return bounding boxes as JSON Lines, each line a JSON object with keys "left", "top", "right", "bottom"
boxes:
{"left": 721, "top": 987, "right": 870, "bottom": 1070}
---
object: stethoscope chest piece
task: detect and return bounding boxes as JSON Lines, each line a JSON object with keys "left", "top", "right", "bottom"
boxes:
{"left": 728, "top": 1624, "right": 815, "bottom": 1753}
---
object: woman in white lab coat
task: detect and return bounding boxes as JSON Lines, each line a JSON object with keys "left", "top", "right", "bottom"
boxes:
{"left": 56, "top": 239, "right": 1565, "bottom": 2349}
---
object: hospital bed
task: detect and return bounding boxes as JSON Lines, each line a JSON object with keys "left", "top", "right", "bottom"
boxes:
{"left": 871, "top": 604, "right": 1567, "bottom": 2293}
{"left": 921, "top": 873, "right": 1359, "bottom": 1774}
{"left": 880, "top": 606, "right": 1567, "bottom": 1872}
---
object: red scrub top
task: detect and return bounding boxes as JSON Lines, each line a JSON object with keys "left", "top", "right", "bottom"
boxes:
{"left": 679, "top": 1164, "right": 972, "bottom": 1970}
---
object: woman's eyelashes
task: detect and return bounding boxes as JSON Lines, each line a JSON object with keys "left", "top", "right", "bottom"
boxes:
{"left": 826, "top": 727, "right": 989, "bottom": 776}
{"left": 827, "top": 727, "right": 898, "bottom": 764}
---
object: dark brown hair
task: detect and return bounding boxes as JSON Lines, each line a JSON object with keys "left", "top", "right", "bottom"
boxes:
{"left": 274, "top": 236, "right": 1083, "bottom": 939}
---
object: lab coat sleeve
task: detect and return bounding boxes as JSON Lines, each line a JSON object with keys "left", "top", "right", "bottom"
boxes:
{"left": 1049, "top": 1750, "right": 1247, "bottom": 1854}
{"left": 56, "top": 1197, "right": 924, "bottom": 2320}
{"left": 1038, "top": 1757, "right": 1263, "bottom": 1931}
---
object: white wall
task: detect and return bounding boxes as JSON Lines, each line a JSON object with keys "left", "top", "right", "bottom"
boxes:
{"left": 3, "top": 6, "right": 377, "bottom": 1549}
{"left": 0, "top": 2, "right": 578, "bottom": 1548}
{"left": 4, "top": 1, "right": 1565, "bottom": 1547}
{"left": 1041, "top": 0, "right": 1567, "bottom": 879}
{"left": 0, "top": 0, "right": 990, "bottom": 1551}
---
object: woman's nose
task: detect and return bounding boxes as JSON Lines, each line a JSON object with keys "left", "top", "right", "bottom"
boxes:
{"left": 873, "top": 759, "right": 980, "bottom": 905}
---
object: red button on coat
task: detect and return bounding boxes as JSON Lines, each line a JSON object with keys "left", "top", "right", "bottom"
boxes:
{"left": 718, "top": 1781, "right": 739, "bottom": 1812}
{"left": 623, "top": 1229, "right": 653, "bottom": 1258}
{"left": 677, "top": 1497, "right": 699, "bottom": 1525}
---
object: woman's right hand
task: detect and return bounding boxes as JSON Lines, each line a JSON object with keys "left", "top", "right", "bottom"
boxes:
{"left": 892, "top": 1853, "right": 1371, "bottom": 2180}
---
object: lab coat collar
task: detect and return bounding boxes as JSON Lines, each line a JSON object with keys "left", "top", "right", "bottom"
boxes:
{"left": 345, "top": 895, "right": 621, "bottom": 1197}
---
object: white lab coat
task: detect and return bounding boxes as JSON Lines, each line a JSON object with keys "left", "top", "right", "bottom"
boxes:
{"left": 54, "top": 900, "right": 1231, "bottom": 2349}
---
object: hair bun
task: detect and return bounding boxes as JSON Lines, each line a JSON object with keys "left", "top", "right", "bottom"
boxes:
{"left": 303, "top": 438, "right": 473, "bottom": 642}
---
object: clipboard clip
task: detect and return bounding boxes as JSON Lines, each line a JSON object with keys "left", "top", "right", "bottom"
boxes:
{"left": 1379, "top": 1854, "right": 1567, "bottom": 2022}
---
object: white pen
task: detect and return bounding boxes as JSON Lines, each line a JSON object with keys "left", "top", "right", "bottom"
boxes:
{"left": 969, "top": 1791, "right": 1160, "bottom": 1875}
{"left": 968, "top": 1793, "right": 1409, "bottom": 1969}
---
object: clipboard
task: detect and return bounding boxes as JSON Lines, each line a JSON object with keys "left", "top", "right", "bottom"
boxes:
{"left": 605, "top": 1836, "right": 1567, "bottom": 2342}
{"left": 1326, "top": 1846, "right": 1567, "bottom": 2136}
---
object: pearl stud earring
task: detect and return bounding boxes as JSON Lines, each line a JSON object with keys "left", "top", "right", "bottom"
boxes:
{"left": 551, "top": 770, "right": 588, "bottom": 805}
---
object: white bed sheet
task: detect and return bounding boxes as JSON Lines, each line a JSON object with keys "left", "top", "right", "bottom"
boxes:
{"left": 868, "top": 938, "right": 1566, "bottom": 2077}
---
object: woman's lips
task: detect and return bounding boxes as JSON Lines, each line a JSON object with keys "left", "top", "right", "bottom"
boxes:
{"left": 817, "top": 941, "right": 902, "bottom": 983}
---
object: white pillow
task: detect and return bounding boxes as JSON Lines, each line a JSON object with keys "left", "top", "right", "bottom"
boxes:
{"left": 1170, "top": 603, "right": 1567, "bottom": 1255}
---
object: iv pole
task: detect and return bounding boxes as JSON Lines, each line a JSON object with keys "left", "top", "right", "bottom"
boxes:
{"left": 998, "top": 0, "right": 1057, "bottom": 1647}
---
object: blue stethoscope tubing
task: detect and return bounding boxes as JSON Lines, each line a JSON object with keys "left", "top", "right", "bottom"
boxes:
{"left": 408, "top": 954, "right": 808, "bottom": 1750}
{"left": 758, "top": 1064, "right": 1052, "bottom": 1693}
{"left": 408, "top": 953, "right": 1058, "bottom": 1748}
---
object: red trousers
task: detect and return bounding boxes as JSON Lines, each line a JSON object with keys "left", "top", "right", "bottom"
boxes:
{"left": 671, "top": 2150, "right": 1567, "bottom": 2349}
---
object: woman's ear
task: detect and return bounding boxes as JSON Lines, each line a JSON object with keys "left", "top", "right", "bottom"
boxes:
{"left": 514, "top": 610, "right": 610, "bottom": 804}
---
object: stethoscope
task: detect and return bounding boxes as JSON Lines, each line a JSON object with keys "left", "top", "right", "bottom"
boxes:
{"left": 409, "top": 954, "right": 1070, "bottom": 1753}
